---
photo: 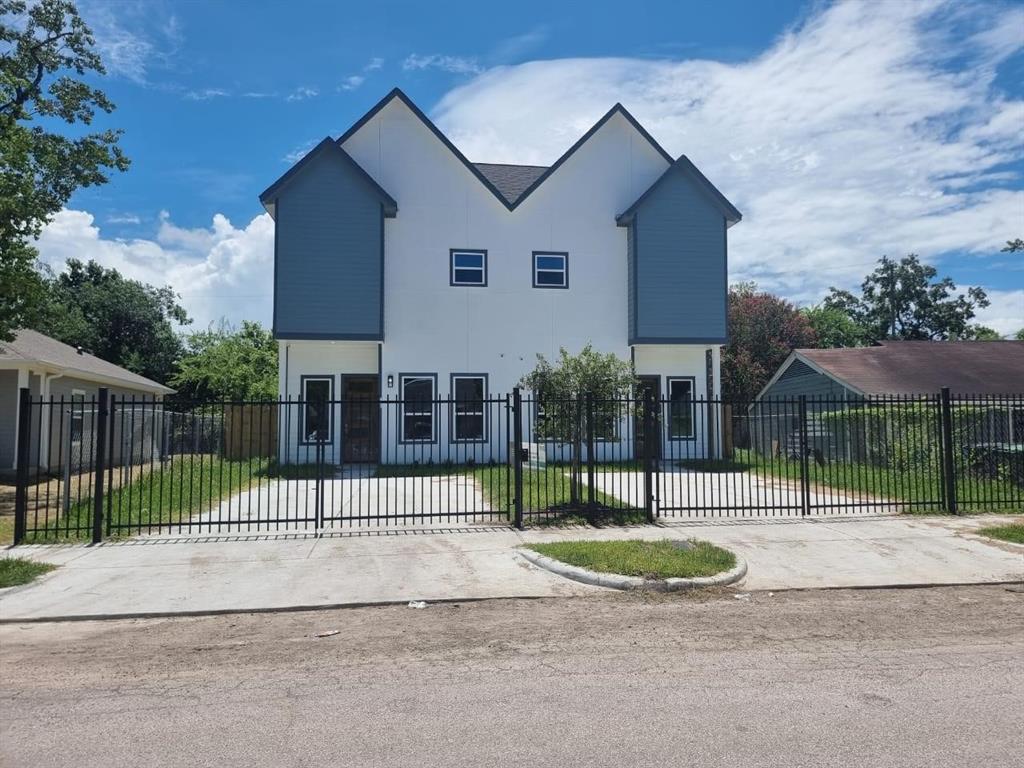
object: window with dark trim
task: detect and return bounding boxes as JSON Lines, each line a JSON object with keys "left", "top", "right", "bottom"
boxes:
{"left": 451, "top": 375, "right": 487, "bottom": 442}
{"left": 401, "top": 374, "right": 436, "bottom": 442}
{"left": 450, "top": 249, "right": 487, "bottom": 286}
{"left": 301, "top": 376, "right": 333, "bottom": 444}
{"left": 532, "top": 251, "right": 568, "bottom": 288}
{"left": 667, "top": 377, "right": 695, "bottom": 440}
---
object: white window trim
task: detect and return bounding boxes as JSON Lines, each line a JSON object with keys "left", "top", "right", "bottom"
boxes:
{"left": 450, "top": 249, "right": 487, "bottom": 287}
{"left": 532, "top": 251, "right": 568, "bottom": 289}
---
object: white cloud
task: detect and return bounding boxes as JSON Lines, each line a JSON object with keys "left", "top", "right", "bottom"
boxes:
{"left": 106, "top": 213, "right": 142, "bottom": 225}
{"left": 433, "top": 0, "right": 1024, "bottom": 309}
{"left": 286, "top": 86, "right": 319, "bottom": 102}
{"left": 35, "top": 210, "right": 274, "bottom": 332}
{"left": 364, "top": 57, "right": 384, "bottom": 71}
{"left": 974, "top": 289, "right": 1024, "bottom": 336}
{"left": 184, "top": 87, "right": 230, "bottom": 101}
{"left": 340, "top": 75, "right": 365, "bottom": 91}
{"left": 282, "top": 139, "right": 318, "bottom": 164}
{"left": 403, "top": 54, "right": 482, "bottom": 75}
{"left": 491, "top": 26, "right": 550, "bottom": 63}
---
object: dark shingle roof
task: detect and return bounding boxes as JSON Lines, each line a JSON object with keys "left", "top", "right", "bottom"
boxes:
{"left": 795, "top": 340, "right": 1024, "bottom": 396}
{"left": 0, "top": 329, "right": 174, "bottom": 394}
{"left": 473, "top": 163, "right": 549, "bottom": 206}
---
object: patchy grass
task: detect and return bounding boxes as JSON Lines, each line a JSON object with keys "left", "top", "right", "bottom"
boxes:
{"left": 0, "top": 557, "right": 57, "bottom": 588}
{"left": 0, "top": 515, "right": 13, "bottom": 547}
{"left": 724, "top": 449, "right": 1022, "bottom": 514}
{"left": 375, "top": 462, "right": 647, "bottom": 525}
{"left": 975, "top": 522, "right": 1024, "bottom": 544}
{"left": 526, "top": 538, "right": 736, "bottom": 579}
{"left": 23, "top": 456, "right": 270, "bottom": 542}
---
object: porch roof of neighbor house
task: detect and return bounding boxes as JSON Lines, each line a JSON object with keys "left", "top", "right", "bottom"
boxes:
{"left": 763, "top": 340, "right": 1024, "bottom": 398}
{"left": 0, "top": 329, "right": 175, "bottom": 395}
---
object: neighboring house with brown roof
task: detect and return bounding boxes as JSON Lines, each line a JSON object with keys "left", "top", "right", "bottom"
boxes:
{"left": 0, "top": 329, "right": 174, "bottom": 472}
{"left": 756, "top": 340, "right": 1024, "bottom": 399}
{"left": 750, "top": 340, "right": 1024, "bottom": 462}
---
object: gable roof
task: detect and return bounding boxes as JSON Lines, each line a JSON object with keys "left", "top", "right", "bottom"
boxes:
{"left": 761, "top": 341, "right": 1024, "bottom": 398}
{"left": 616, "top": 154, "right": 742, "bottom": 227}
{"left": 336, "top": 87, "right": 675, "bottom": 212}
{"left": 259, "top": 137, "right": 398, "bottom": 218}
{"left": 473, "top": 163, "right": 549, "bottom": 207}
{"left": 0, "top": 329, "right": 175, "bottom": 394}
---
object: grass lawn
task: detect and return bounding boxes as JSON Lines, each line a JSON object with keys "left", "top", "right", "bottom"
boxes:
{"left": 695, "top": 449, "right": 1023, "bottom": 514}
{"left": 375, "top": 462, "right": 648, "bottom": 525}
{"left": 525, "top": 538, "right": 736, "bottom": 579}
{"left": 975, "top": 522, "right": 1024, "bottom": 544}
{"left": 22, "top": 456, "right": 270, "bottom": 542}
{"left": 0, "top": 557, "right": 57, "bottom": 588}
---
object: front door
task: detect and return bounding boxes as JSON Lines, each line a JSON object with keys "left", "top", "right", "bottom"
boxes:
{"left": 634, "top": 375, "right": 662, "bottom": 460}
{"left": 342, "top": 376, "right": 380, "bottom": 463}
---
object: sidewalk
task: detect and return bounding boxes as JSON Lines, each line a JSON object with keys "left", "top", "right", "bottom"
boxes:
{"left": 1, "top": 515, "right": 1021, "bottom": 621}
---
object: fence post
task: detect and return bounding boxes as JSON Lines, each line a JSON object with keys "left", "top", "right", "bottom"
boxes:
{"left": 798, "top": 395, "right": 811, "bottom": 517}
{"left": 91, "top": 387, "right": 109, "bottom": 544}
{"left": 585, "top": 392, "right": 595, "bottom": 506}
{"left": 939, "top": 387, "right": 958, "bottom": 515}
{"left": 643, "top": 390, "right": 656, "bottom": 523}
{"left": 512, "top": 387, "right": 524, "bottom": 530}
{"left": 13, "top": 387, "right": 31, "bottom": 545}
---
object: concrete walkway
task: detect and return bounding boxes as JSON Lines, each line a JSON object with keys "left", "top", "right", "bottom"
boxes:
{"left": 1, "top": 515, "right": 1021, "bottom": 621}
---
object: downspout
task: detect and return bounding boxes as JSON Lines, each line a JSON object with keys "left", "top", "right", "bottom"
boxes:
{"left": 39, "top": 371, "right": 65, "bottom": 472}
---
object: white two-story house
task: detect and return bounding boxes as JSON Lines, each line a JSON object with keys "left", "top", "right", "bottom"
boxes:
{"left": 260, "top": 88, "right": 741, "bottom": 465}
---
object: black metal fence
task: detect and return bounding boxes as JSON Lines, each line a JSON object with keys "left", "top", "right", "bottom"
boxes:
{"left": 11, "top": 386, "right": 1022, "bottom": 543}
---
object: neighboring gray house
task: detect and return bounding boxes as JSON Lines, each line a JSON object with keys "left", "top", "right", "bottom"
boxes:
{"left": 0, "top": 329, "right": 174, "bottom": 473}
{"left": 749, "top": 340, "right": 1024, "bottom": 460}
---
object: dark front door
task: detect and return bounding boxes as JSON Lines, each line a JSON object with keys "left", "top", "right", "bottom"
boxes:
{"left": 635, "top": 375, "right": 662, "bottom": 460}
{"left": 342, "top": 376, "right": 380, "bottom": 463}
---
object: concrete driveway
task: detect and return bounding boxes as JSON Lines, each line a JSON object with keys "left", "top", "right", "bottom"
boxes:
{"left": 1, "top": 514, "right": 1020, "bottom": 621}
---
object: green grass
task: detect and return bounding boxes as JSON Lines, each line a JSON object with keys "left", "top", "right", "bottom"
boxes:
{"left": 375, "top": 462, "right": 648, "bottom": 525}
{"left": 0, "top": 557, "right": 57, "bottom": 588}
{"left": 715, "top": 449, "right": 1022, "bottom": 514}
{"left": 25, "top": 456, "right": 270, "bottom": 542}
{"left": 526, "top": 538, "right": 736, "bottom": 579}
{"left": 976, "top": 522, "right": 1024, "bottom": 544}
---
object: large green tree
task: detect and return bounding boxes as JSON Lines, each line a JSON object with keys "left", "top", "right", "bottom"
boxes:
{"left": 35, "top": 259, "right": 188, "bottom": 383}
{"left": 822, "top": 255, "right": 989, "bottom": 341}
{"left": 723, "top": 283, "right": 817, "bottom": 401}
{"left": 171, "top": 321, "right": 278, "bottom": 402}
{"left": 0, "top": 0, "right": 128, "bottom": 340}
{"left": 801, "top": 304, "right": 870, "bottom": 348}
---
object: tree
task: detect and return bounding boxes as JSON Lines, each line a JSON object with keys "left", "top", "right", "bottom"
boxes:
{"left": 801, "top": 304, "right": 869, "bottom": 348}
{"left": 823, "top": 255, "right": 989, "bottom": 341}
{"left": 171, "top": 321, "right": 278, "bottom": 402}
{"left": 722, "top": 284, "right": 817, "bottom": 401}
{"left": 519, "top": 344, "right": 636, "bottom": 505}
{"left": 35, "top": 259, "right": 189, "bottom": 383}
{"left": 969, "top": 326, "right": 1002, "bottom": 341}
{"left": 1002, "top": 238, "right": 1023, "bottom": 253}
{"left": 1016, "top": 328, "right": 1024, "bottom": 341}
{"left": 0, "top": 0, "right": 129, "bottom": 340}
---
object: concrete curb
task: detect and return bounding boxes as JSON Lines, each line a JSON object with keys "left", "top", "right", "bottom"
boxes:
{"left": 517, "top": 547, "right": 747, "bottom": 591}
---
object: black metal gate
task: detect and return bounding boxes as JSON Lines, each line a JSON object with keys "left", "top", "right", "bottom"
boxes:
{"left": 11, "top": 386, "right": 1022, "bottom": 543}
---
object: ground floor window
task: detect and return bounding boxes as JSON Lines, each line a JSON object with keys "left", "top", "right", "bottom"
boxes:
{"left": 301, "top": 376, "right": 332, "bottom": 444}
{"left": 401, "top": 374, "right": 436, "bottom": 442}
{"left": 667, "top": 377, "right": 695, "bottom": 439}
{"left": 451, "top": 374, "right": 487, "bottom": 442}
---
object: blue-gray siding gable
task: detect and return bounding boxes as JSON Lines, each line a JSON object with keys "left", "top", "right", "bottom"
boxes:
{"left": 273, "top": 149, "right": 384, "bottom": 340}
{"left": 630, "top": 168, "right": 728, "bottom": 343}
{"left": 762, "top": 359, "right": 857, "bottom": 400}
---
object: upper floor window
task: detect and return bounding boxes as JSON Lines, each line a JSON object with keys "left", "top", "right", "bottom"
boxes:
{"left": 667, "top": 377, "right": 695, "bottom": 440}
{"left": 401, "top": 374, "right": 437, "bottom": 443}
{"left": 533, "top": 252, "right": 568, "bottom": 289}
{"left": 450, "top": 249, "right": 487, "bottom": 287}
{"left": 301, "top": 376, "right": 333, "bottom": 444}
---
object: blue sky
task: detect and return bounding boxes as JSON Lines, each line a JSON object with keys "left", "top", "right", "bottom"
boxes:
{"left": 33, "top": 0, "right": 1024, "bottom": 333}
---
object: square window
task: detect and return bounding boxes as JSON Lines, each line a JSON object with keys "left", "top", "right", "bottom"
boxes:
{"left": 401, "top": 375, "right": 436, "bottom": 442}
{"left": 452, "top": 375, "right": 486, "bottom": 442}
{"left": 302, "top": 377, "right": 333, "bottom": 443}
{"left": 532, "top": 252, "right": 568, "bottom": 288}
{"left": 450, "top": 250, "right": 487, "bottom": 286}
{"left": 668, "top": 378, "right": 695, "bottom": 440}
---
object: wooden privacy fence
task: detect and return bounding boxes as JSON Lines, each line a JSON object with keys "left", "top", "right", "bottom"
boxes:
{"left": 223, "top": 404, "right": 278, "bottom": 460}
